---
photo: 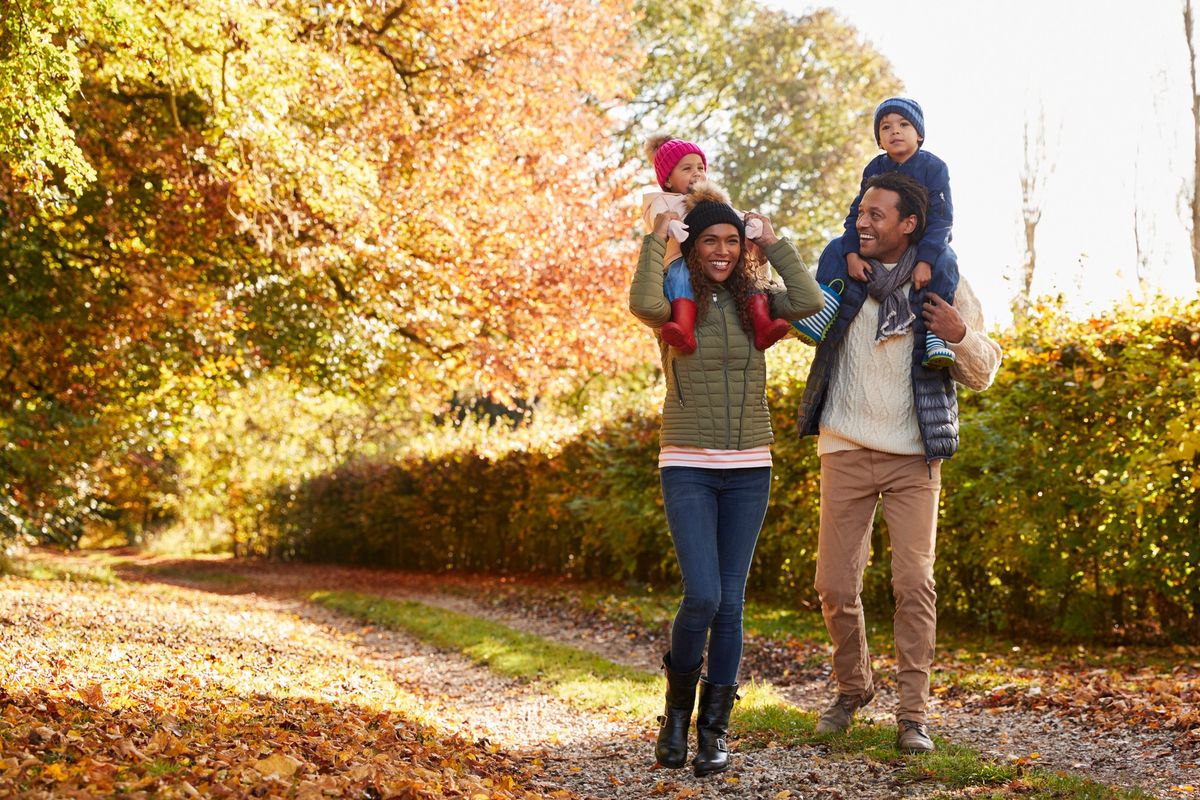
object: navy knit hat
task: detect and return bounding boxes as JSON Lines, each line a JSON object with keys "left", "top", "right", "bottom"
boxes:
{"left": 874, "top": 97, "right": 925, "bottom": 144}
{"left": 679, "top": 183, "right": 745, "bottom": 260}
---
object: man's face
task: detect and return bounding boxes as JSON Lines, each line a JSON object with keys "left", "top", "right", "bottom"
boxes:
{"left": 856, "top": 187, "right": 916, "bottom": 263}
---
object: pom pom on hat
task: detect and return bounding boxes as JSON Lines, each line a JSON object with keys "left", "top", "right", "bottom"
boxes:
{"left": 647, "top": 133, "right": 707, "bottom": 191}
{"left": 873, "top": 97, "right": 925, "bottom": 144}
{"left": 679, "top": 181, "right": 745, "bottom": 259}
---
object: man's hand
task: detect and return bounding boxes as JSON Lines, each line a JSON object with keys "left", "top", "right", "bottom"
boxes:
{"left": 922, "top": 292, "right": 967, "bottom": 344}
{"left": 847, "top": 252, "right": 872, "bottom": 282}
{"left": 913, "top": 260, "right": 932, "bottom": 290}
{"left": 653, "top": 211, "right": 680, "bottom": 239}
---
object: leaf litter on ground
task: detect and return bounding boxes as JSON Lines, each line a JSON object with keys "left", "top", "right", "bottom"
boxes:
{"left": 0, "top": 570, "right": 566, "bottom": 799}
{"left": 7, "top": 548, "right": 1198, "bottom": 798}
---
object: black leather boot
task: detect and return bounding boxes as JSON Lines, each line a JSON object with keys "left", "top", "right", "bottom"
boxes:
{"left": 693, "top": 679, "right": 738, "bottom": 777}
{"left": 654, "top": 654, "right": 702, "bottom": 768}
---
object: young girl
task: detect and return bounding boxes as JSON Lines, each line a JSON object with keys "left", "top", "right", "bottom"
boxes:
{"left": 641, "top": 135, "right": 792, "bottom": 353}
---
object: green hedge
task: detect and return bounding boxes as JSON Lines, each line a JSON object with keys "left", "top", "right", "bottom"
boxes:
{"left": 267, "top": 300, "right": 1200, "bottom": 642}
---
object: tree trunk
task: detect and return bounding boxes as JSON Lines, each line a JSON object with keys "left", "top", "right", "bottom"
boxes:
{"left": 1023, "top": 216, "right": 1038, "bottom": 300}
{"left": 1186, "top": 0, "right": 1200, "bottom": 283}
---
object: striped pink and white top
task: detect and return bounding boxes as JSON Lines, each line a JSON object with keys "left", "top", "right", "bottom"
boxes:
{"left": 658, "top": 445, "right": 772, "bottom": 470}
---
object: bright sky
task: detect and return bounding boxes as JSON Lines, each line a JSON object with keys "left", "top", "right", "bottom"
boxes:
{"left": 765, "top": 0, "right": 1197, "bottom": 326}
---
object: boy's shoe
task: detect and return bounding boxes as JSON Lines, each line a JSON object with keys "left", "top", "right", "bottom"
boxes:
{"left": 749, "top": 293, "right": 792, "bottom": 351}
{"left": 791, "top": 279, "right": 843, "bottom": 346}
{"left": 661, "top": 298, "right": 698, "bottom": 354}
{"left": 922, "top": 332, "right": 956, "bottom": 368}
{"left": 897, "top": 719, "right": 935, "bottom": 754}
{"left": 814, "top": 689, "right": 874, "bottom": 734}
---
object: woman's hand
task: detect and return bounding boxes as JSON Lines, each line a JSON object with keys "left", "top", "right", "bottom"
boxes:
{"left": 653, "top": 211, "right": 681, "bottom": 239}
{"left": 744, "top": 212, "right": 778, "bottom": 247}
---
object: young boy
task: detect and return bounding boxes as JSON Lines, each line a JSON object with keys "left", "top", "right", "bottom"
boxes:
{"left": 804, "top": 97, "right": 959, "bottom": 367}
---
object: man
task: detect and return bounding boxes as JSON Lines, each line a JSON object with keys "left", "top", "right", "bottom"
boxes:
{"left": 796, "top": 172, "right": 1002, "bottom": 754}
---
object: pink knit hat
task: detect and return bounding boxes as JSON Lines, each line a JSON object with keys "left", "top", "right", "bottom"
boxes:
{"left": 653, "top": 139, "right": 707, "bottom": 190}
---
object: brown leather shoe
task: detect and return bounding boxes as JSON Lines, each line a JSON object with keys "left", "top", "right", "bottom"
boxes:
{"left": 897, "top": 719, "right": 935, "bottom": 754}
{"left": 814, "top": 690, "right": 874, "bottom": 734}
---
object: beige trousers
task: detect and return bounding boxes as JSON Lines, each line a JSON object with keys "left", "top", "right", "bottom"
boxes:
{"left": 814, "top": 449, "right": 941, "bottom": 723}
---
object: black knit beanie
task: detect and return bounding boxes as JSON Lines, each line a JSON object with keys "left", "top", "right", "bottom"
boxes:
{"left": 680, "top": 201, "right": 746, "bottom": 260}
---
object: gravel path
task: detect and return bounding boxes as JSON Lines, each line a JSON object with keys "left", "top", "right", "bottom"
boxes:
{"left": 274, "top": 592, "right": 950, "bottom": 799}
{"left": 385, "top": 588, "right": 1194, "bottom": 799}
{"left": 117, "top": 558, "right": 1195, "bottom": 799}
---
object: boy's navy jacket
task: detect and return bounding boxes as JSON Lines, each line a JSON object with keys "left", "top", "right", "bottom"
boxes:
{"left": 839, "top": 149, "right": 953, "bottom": 267}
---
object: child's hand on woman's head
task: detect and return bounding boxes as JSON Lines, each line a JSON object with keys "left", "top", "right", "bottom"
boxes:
{"left": 744, "top": 212, "right": 778, "bottom": 247}
{"left": 653, "top": 211, "right": 681, "bottom": 239}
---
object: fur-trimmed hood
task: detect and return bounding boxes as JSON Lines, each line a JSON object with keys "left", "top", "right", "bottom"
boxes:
{"left": 684, "top": 180, "right": 732, "bottom": 213}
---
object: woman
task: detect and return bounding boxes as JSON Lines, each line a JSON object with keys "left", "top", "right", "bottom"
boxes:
{"left": 628, "top": 182, "right": 824, "bottom": 776}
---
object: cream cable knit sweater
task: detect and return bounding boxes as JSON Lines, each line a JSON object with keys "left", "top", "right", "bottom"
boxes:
{"left": 818, "top": 274, "right": 1002, "bottom": 457}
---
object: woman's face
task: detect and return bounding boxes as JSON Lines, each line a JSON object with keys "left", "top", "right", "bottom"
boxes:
{"left": 694, "top": 223, "right": 742, "bottom": 283}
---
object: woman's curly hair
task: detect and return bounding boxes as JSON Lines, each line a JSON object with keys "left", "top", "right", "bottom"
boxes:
{"left": 681, "top": 183, "right": 776, "bottom": 333}
{"left": 684, "top": 246, "right": 773, "bottom": 334}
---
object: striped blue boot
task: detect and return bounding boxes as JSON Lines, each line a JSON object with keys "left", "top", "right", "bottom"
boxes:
{"left": 923, "top": 332, "right": 956, "bottom": 368}
{"left": 791, "top": 279, "right": 843, "bottom": 346}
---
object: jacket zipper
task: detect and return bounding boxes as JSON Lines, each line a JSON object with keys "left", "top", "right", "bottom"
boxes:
{"left": 717, "top": 291, "right": 732, "bottom": 449}
{"left": 671, "top": 359, "right": 684, "bottom": 407}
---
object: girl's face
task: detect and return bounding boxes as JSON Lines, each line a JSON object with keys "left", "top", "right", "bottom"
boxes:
{"left": 694, "top": 223, "right": 742, "bottom": 283}
{"left": 666, "top": 154, "right": 706, "bottom": 193}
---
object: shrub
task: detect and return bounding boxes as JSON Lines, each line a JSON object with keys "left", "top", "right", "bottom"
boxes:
{"left": 268, "top": 297, "right": 1200, "bottom": 642}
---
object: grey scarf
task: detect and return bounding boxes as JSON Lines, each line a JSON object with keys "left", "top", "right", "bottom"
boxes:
{"left": 865, "top": 245, "right": 918, "bottom": 343}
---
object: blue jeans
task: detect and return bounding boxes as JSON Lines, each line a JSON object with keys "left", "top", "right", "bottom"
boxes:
{"left": 663, "top": 257, "right": 693, "bottom": 302}
{"left": 660, "top": 466, "right": 771, "bottom": 684}
{"left": 816, "top": 239, "right": 959, "bottom": 304}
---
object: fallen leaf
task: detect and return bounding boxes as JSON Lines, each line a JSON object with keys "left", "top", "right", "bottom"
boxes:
{"left": 254, "top": 752, "right": 302, "bottom": 779}
{"left": 79, "top": 683, "right": 106, "bottom": 707}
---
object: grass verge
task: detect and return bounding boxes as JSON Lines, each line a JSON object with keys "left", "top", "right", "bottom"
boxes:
{"left": 0, "top": 555, "right": 118, "bottom": 584}
{"left": 310, "top": 590, "right": 1153, "bottom": 800}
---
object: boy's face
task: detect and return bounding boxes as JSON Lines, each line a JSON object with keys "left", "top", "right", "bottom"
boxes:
{"left": 666, "top": 154, "right": 706, "bottom": 193}
{"left": 878, "top": 112, "right": 921, "bottom": 163}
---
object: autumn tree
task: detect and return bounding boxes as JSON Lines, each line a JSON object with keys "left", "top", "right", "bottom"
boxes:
{"left": 623, "top": 2, "right": 901, "bottom": 255}
{"left": 1, "top": 0, "right": 644, "bottom": 544}
{"left": 0, "top": 0, "right": 120, "bottom": 198}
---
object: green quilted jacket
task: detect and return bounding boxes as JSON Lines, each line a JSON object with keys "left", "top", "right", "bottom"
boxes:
{"left": 628, "top": 234, "right": 824, "bottom": 450}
